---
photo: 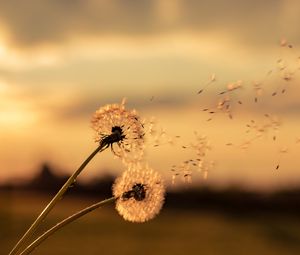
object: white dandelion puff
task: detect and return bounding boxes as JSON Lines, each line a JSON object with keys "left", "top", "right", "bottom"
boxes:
{"left": 113, "top": 163, "right": 165, "bottom": 223}
{"left": 91, "top": 98, "right": 145, "bottom": 162}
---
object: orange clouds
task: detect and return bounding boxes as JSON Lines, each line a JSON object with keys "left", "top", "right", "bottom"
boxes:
{"left": 0, "top": 0, "right": 299, "bottom": 191}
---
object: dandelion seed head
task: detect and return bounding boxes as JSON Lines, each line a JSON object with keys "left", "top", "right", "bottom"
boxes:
{"left": 113, "top": 163, "right": 165, "bottom": 223}
{"left": 91, "top": 99, "right": 145, "bottom": 162}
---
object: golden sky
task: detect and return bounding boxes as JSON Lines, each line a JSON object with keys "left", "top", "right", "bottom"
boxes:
{"left": 0, "top": 0, "right": 300, "bottom": 190}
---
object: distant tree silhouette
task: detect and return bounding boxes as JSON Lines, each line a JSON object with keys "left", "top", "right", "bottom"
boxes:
{"left": 1, "top": 163, "right": 300, "bottom": 216}
{"left": 25, "top": 163, "right": 68, "bottom": 192}
{"left": 22, "top": 163, "right": 114, "bottom": 198}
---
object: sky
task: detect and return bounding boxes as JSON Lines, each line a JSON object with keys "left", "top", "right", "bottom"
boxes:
{"left": 0, "top": 0, "right": 300, "bottom": 190}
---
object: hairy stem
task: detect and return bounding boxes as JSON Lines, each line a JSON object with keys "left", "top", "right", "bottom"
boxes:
{"left": 9, "top": 145, "right": 106, "bottom": 255}
{"left": 19, "top": 197, "right": 116, "bottom": 255}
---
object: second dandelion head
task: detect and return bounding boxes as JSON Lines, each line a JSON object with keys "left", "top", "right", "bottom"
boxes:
{"left": 113, "top": 163, "right": 165, "bottom": 223}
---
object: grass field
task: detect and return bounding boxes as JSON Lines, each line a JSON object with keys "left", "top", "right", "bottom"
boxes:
{"left": 1, "top": 191, "right": 300, "bottom": 255}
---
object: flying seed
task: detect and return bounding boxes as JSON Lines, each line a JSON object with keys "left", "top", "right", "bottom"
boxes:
{"left": 280, "top": 38, "right": 287, "bottom": 47}
{"left": 210, "top": 73, "right": 216, "bottom": 82}
{"left": 197, "top": 74, "right": 216, "bottom": 94}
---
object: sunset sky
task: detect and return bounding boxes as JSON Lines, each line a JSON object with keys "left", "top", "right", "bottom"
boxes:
{"left": 0, "top": 0, "right": 300, "bottom": 190}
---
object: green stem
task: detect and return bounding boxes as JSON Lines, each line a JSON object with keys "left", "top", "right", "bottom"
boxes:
{"left": 9, "top": 145, "right": 105, "bottom": 255}
{"left": 19, "top": 197, "right": 116, "bottom": 255}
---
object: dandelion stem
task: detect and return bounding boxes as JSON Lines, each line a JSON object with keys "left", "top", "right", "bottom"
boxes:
{"left": 19, "top": 197, "right": 116, "bottom": 255}
{"left": 9, "top": 144, "right": 106, "bottom": 255}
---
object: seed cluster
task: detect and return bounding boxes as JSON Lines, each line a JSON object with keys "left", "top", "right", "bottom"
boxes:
{"left": 92, "top": 99, "right": 166, "bottom": 223}
{"left": 113, "top": 163, "right": 165, "bottom": 223}
{"left": 91, "top": 98, "right": 145, "bottom": 163}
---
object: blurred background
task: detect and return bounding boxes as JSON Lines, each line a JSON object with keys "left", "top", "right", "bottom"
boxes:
{"left": 1, "top": 0, "right": 300, "bottom": 254}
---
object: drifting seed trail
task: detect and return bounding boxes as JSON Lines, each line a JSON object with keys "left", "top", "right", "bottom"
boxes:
{"left": 274, "top": 147, "right": 288, "bottom": 171}
{"left": 197, "top": 74, "right": 216, "bottom": 94}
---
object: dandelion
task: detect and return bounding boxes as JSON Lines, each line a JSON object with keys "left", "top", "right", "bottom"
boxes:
{"left": 91, "top": 98, "right": 145, "bottom": 162}
{"left": 11, "top": 100, "right": 144, "bottom": 255}
{"left": 113, "top": 163, "right": 165, "bottom": 223}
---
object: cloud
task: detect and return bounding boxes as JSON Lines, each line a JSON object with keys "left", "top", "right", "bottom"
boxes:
{"left": 0, "top": 0, "right": 299, "bottom": 49}
{"left": 51, "top": 89, "right": 191, "bottom": 122}
{"left": 0, "top": 0, "right": 155, "bottom": 48}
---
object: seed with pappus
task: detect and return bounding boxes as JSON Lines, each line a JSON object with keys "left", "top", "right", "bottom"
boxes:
{"left": 91, "top": 98, "right": 145, "bottom": 162}
{"left": 113, "top": 163, "right": 165, "bottom": 223}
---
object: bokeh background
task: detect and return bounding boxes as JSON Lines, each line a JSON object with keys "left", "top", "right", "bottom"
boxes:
{"left": 1, "top": 0, "right": 300, "bottom": 254}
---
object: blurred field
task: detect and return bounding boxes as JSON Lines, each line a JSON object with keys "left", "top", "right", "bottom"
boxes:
{"left": 1, "top": 191, "right": 300, "bottom": 255}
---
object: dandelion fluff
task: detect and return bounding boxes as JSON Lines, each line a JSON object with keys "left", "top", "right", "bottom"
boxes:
{"left": 91, "top": 98, "right": 145, "bottom": 162}
{"left": 113, "top": 163, "right": 165, "bottom": 223}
